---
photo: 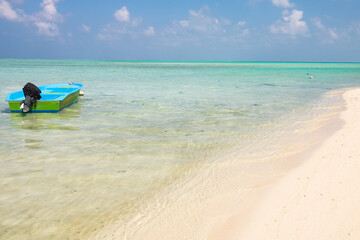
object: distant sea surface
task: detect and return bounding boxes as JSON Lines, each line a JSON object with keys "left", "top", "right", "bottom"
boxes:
{"left": 1, "top": 60, "right": 359, "bottom": 239}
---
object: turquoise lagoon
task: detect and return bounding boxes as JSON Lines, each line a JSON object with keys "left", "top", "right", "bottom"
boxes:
{"left": 0, "top": 60, "right": 360, "bottom": 239}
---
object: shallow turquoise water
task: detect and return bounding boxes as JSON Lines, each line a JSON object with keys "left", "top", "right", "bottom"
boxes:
{"left": 0, "top": 60, "right": 359, "bottom": 239}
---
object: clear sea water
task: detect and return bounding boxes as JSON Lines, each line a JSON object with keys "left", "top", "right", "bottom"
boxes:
{"left": 0, "top": 60, "right": 359, "bottom": 239}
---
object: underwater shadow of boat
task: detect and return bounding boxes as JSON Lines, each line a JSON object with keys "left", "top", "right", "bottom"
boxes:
{"left": 9, "top": 103, "right": 82, "bottom": 130}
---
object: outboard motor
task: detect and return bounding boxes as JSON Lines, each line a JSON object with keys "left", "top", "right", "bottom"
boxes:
{"left": 20, "top": 82, "right": 42, "bottom": 113}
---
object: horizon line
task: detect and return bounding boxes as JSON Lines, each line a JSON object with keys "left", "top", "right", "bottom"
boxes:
{"left": 0, "top": 58, "right": 359, "bottom": 64}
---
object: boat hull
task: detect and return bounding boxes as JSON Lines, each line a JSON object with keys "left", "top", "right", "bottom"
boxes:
{"left": 6, "top": 83, "right": 82, "bottom": 113}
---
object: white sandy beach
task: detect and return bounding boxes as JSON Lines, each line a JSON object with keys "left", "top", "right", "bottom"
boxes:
{"left": 208, "top": 88, "right": 360, "bottom": 240}
{"left": 93, "top": 88, "right": 360, "bottom": 240}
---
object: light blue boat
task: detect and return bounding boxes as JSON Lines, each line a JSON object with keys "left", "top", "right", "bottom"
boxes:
{"left": 6, "top": 83, "right": 83, "bottom": 112}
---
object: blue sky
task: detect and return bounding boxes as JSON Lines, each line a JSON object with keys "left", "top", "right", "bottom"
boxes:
{"left": 0, "top": 0, "right": 359, "bottom": 61}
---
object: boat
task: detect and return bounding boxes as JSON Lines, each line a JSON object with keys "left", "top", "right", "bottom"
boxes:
{"left": 6, "top": 83, "right": 83, "bottom": 113}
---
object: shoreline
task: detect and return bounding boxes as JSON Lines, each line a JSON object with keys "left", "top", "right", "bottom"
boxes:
{"left": 209, "top": 87, "right": 360, "bottom": 239}
{"left": 92, "top": 88, "right": 358, "bottom": 240}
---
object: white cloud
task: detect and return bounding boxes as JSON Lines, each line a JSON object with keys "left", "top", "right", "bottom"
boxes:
{"left": 29, "top": 0, "right": 63, "bottom": 36}
{"left": 39, "top": 0, "right": 62, "bottom": 22}
{"left": 98, "top": 8, "right": 146, "bottom": 40}
{"left": 173, "top": 6, "right": 223, "bottom": 34}
{"left": 160, "top": 6, "right": 249, "bottom": 47}
{"left": 237, "top": 21, "right": 246, "bottom": 26}
{"left": 0, "top": 0, "right": 22, "bottom": 21}
{"left": 144, "top": 26, "right": 155, "bottom": 36}
{"left": 33, "top": 0, "right": 62, "bottom": 36}
{"left": 114, "top": 6, "right": 130, "bottom": 22}
{"left": 81, "top": 24, "right": 91, "bottom": 33}
{"left": 35, "top": 21, "right": 59, "bottom": 36}
{"left": 313, "top": 18, "right": 325, "bottom": 30}
{"left": 99, "top": 5, "right": 249, "bottom": 46}
{"left": 131, "top": 16, "right": 142, "bottom": 27}
{"left": 328, "top": 28, "right": 338, "bottom": 39}
{"left": 113, "top": 6, "right": 141, "bottom": 27}
{"left": 233, "top": 20, "right": 249, "bottom": 36}
{"left": 179, "top": 20, "right": 189, "bottom": 27}
{"left": 0, "top": 0, "right": 63, "bottom": 37}
{"left": 272, "top": 0, "right": 294, "bottom": 8}
{"left": 312, "top": 18, "right": 340, "bottom": 43}
{"left": 270, "top": 9, "right": 309, "bottom": 36}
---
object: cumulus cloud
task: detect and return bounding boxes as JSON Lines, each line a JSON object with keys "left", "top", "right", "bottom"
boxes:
{"left": 114, "top": 6, "right": 130, "bottom": 22}
{"left": 270, "top": 9, "right": 309, "bottom": 36}
{"left": 130, "top": 16, "right": 142, "bottom": 27}
{"left": 32, "top": 0, "right": 62, "bottom": 36}
{"left": 113, "top": 6, "right": 142, "bottom": 27}
{"left": 312, "top": 18, "right": 340, "bottom": 43}
{"left": 144, "top": 26, "right": 155, "bottom": 36}
{"left": 35, "top": 21, "right": 59, "bottom": 36}
{"left": 272, "top": 0, "right": 294, "bottom": 8}
{"left": 97, "top": 24, "right": 127, "bottom": 40}
{"left": 98, "top": 6, "right": 145, "bottom": 40}
{"left": 313, "top": 18, "right": 325, "bottom": 30}
{"left": 177, "top": 7, "right": 223, "bottom": 33}
{"left": 160, "top": 6, "right": 249, "bottom": 47}
{"left": 0, "top": 0, "right": 63, "bottom": 37}
{"left": 237, "top": 21, "right": 246, "bottom": 26}
{"left": 0, "top": 0, "right": 22, "bottom": 21}
{"left": 81, "top": 24, "right": 91, "bottom": 33}
{"left": 99, "top": 5, "right": 250, "bottom": 46}
{"left": 39, "top": 0, "right": 62, "bottom": 22}
{"left": 234, "top": 21, "right": 249, "bottom": 36}
{"left": 328, "top": 28, "right": 338, "bottom": 39}
{"left": 170, "top": 6, "right": 226, "bottom": 39}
